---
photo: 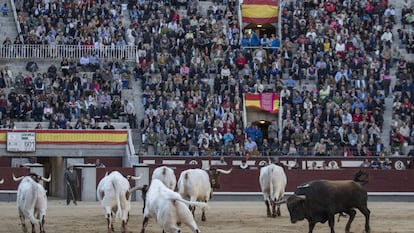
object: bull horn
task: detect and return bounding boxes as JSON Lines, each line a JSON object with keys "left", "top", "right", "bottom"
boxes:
{"left": 41, "top": 174, "right": 51, "bottom": 182}
{"left": 129, "top": 185, "right": 145, "bottom": 193}
{"left": 296, "top": 195, "right": 306, "bottom": 200}
{"left": 216, "top": 168, "right": 232, "bottom": 174}
{"left": 104, "top": 171, "right": 109, "bottom": 176}
{"left": 0, "top": 178, "right": 4, "bottom": 184}
{"left": 13, "top": 174, "right": 24, "bottom": 182}
{"left": 274, "top": 199, "right": 287, "bottom": 205}
{"left": 127, "top": 174, "right": 142, "bottom": 180}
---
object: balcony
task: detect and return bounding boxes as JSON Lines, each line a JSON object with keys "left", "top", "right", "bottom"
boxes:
{"left": 0, "top": 44, "right": 139, "bottom": 61}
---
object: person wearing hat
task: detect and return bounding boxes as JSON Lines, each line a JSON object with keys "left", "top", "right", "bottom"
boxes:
{"left": 64, "top": 164, "right": 79, "bottom": 205}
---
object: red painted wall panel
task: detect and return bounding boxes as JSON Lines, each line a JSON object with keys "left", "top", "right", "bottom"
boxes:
{"left": 146, "top": 165, "right": 414, "bottom": 193}
{"left": 0, "top": 157, "right": 11, "bottom": 167}
{"left": 0, "top": 167, "right": 31, "bottom": 190}
{"left": 84, "top": 157, "right": 123, "bottom": 167}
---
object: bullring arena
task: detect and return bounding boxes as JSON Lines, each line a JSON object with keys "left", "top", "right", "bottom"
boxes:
{"left": 0, "top": 199, "right": 413, "bottom": 233}
{"left": 1, "top": 0, "right": 414, "bottom": 232}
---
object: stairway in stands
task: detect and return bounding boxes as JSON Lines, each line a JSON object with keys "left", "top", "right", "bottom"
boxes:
{"left": 380, "top": 1, "right": 412, "bottom": 154}
{"left": 120, "top": 3, "right": 192, "bottom": 154}
{"left": 0, "top": 3, "right": 18, "bottom": 45}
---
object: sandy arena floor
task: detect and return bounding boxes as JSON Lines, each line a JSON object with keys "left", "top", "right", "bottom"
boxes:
{"left": 0, "top": 200, "right": 413, "bottom": 233}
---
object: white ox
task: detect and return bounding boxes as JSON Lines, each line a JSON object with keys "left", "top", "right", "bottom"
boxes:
{"left": 259, "top": 163, "right": 287, "bottom": 218}
{"left": 13, "top": 173, "right": 51, "bottom": 233}
{"left": 178, "top": 168, "right": 232, "bottom": 221}
{"left": 140, "top": 179, "right": 207, "bottom": 233}
{"left": 151, "top": 166, "right": 176, "bottom": 190}
{"left": 96, "top": 171, "right": 143, "bottom": 233}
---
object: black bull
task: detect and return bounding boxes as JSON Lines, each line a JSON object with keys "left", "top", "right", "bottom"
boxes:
{"left": 277, "top": 171, "right": 370, "bottom": 233}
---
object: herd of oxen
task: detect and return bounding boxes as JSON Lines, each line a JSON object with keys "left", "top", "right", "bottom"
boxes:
{"left": 4, "top": 163, "right": 372, "bottom": 233}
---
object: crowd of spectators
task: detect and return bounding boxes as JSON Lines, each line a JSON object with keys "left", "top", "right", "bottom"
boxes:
{"left": 0, "top": 0, "right": 144, "bottom": 129}
{"left": 1, "top": 0, "right": 414, "bottom": 158}
{"left": 276, "top": 0, "right": 413, "bottom": 158}
{"left": 137, "top": 0, "right": 414, "bottom": 158}
{"left": 0, "top": 58, "right": 135, "bottom": 129}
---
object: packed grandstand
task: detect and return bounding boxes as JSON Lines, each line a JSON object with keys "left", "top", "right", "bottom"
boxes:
{"left": 0, "top": 0, "right": 413, "bottom": 162}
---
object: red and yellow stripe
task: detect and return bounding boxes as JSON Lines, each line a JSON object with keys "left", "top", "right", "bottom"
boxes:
{"left": 244, "top": 93, "right": 261, "bottom": 108}
{"left": 244, "top": 93, "right": 280, "bottom": 113}
{"left": 242, "top": 0, "right": 279, "bottom": 24}
{"left": 0, "top": 130, "right": 128, "bottom": 145}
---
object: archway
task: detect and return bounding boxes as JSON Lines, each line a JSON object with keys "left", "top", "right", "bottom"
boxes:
{"left": 252, "top": 120, "right": 271, "bottom": 140}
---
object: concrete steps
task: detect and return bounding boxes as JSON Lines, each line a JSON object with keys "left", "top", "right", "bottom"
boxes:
{"left": 380, "top": 0, "right": 411, "bottom": 154}
{"left": 0, "top": 14, "right": 18, "bottom": 44}
{"left": 198, "top": 1, "right": 214, "bottom": 16}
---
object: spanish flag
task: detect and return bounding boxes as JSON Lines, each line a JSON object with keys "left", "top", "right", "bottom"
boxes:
{"left": 244, "top": 93, "right": 280, "bottom": 113}
{"left": 242, "top": 0, "right": 279, "bottom": 24}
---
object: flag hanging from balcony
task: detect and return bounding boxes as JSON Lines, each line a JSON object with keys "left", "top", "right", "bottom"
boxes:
{"left": 244, "top": 93, "right": 280, "bottom": 113}
{"left": 242, "top": 0, "right": 279, "bottom": 24}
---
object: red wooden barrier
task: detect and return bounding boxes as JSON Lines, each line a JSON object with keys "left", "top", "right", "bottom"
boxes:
{"left": 0, "top": 167, "right": 32, "bottom": 190}
{"left": 84, "top": 157, "right": 123, "bottom": 167}
{"left": 146, "top": 165, "right": 414, "bottom": 193}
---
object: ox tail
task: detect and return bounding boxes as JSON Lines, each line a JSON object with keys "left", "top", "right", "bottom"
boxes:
{"left": 112, "top": 179, "right": 122, "bottom": 220}
{"left": 353, "top": 170, "right": 369, "bottom": 185}
{"left": 23, "top": 182, "right": 40, "bottom": 224}
{"left": 268, "top": 166, "right": 274, "bottom": 201}
{"left": 174, "top": 198, "right": 208, "bottom": 209}
{"left": 23, "top": 209, "right": 40, "bottom": 225}
{"left": 178, "top": 172, "right": 189, "bottom": 196}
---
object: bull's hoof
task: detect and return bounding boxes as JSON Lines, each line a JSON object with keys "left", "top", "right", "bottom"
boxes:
{"left": 267, "top": 213, "right": 272, "bottom": 217}
{"left": 21, "top": 225, "right": 28, "bottom": 233}
{"left": 271, "top": 214, "right": 277, "bottom": 218}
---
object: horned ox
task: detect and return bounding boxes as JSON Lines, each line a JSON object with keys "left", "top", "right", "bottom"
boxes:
{"left": 152, "top": 166, "right": 177, "bottom": 190}
{"left": 177, "top": 167, "right": 232, "bottom": 221}
{"left": 96, "top": 171, "right": 144, "bottom": 233}
{"left": 13, "top": 173, "right": 51, "bottom": 233}
{"left": 259, "top": 163, "right": 287, "bottom": 217}
{"left": 140, "top": 179, "right": 207, "bottom": 233}
{"left": 277, "top": 170, "right": 370, "bottom": 233}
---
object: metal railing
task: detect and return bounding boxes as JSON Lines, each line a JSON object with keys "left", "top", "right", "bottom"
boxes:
{"left": 0, "top": 44, "right": 139, "bottom": 61}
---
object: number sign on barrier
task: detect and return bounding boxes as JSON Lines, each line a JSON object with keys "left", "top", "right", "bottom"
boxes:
{"left": 7, "top": 132, "right": 36, "bottom": 152}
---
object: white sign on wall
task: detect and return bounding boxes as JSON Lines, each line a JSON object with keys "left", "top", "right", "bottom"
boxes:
{"left": 7, "top": 132, "right": 36, "bottom": 152}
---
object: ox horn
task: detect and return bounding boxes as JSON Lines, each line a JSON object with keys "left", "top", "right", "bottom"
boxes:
{"left": 274, "top": 199, "right": 287, "bottom": 205}
{"left": 0, "top": 178, "right": 4, "bottom": 184}
{"left": 295, "top": 194, "right": 306, "bottom": 200}
{"left": 41, "top": 174, "right": 51, "bottom": 182}
{"left": 129, "top": 185, "right": 145, "bottom": 193}
{"left": 127, "top": 173, "right": 142, "bottom": 180}
{"left": 13, "top": 174, "right": 24, "bottom": 182}
{"left": 216, "top": 168, "right": 232, "bottom": 174}
{"left": 104, "top": 171, "right": 109, "bottom": 176}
